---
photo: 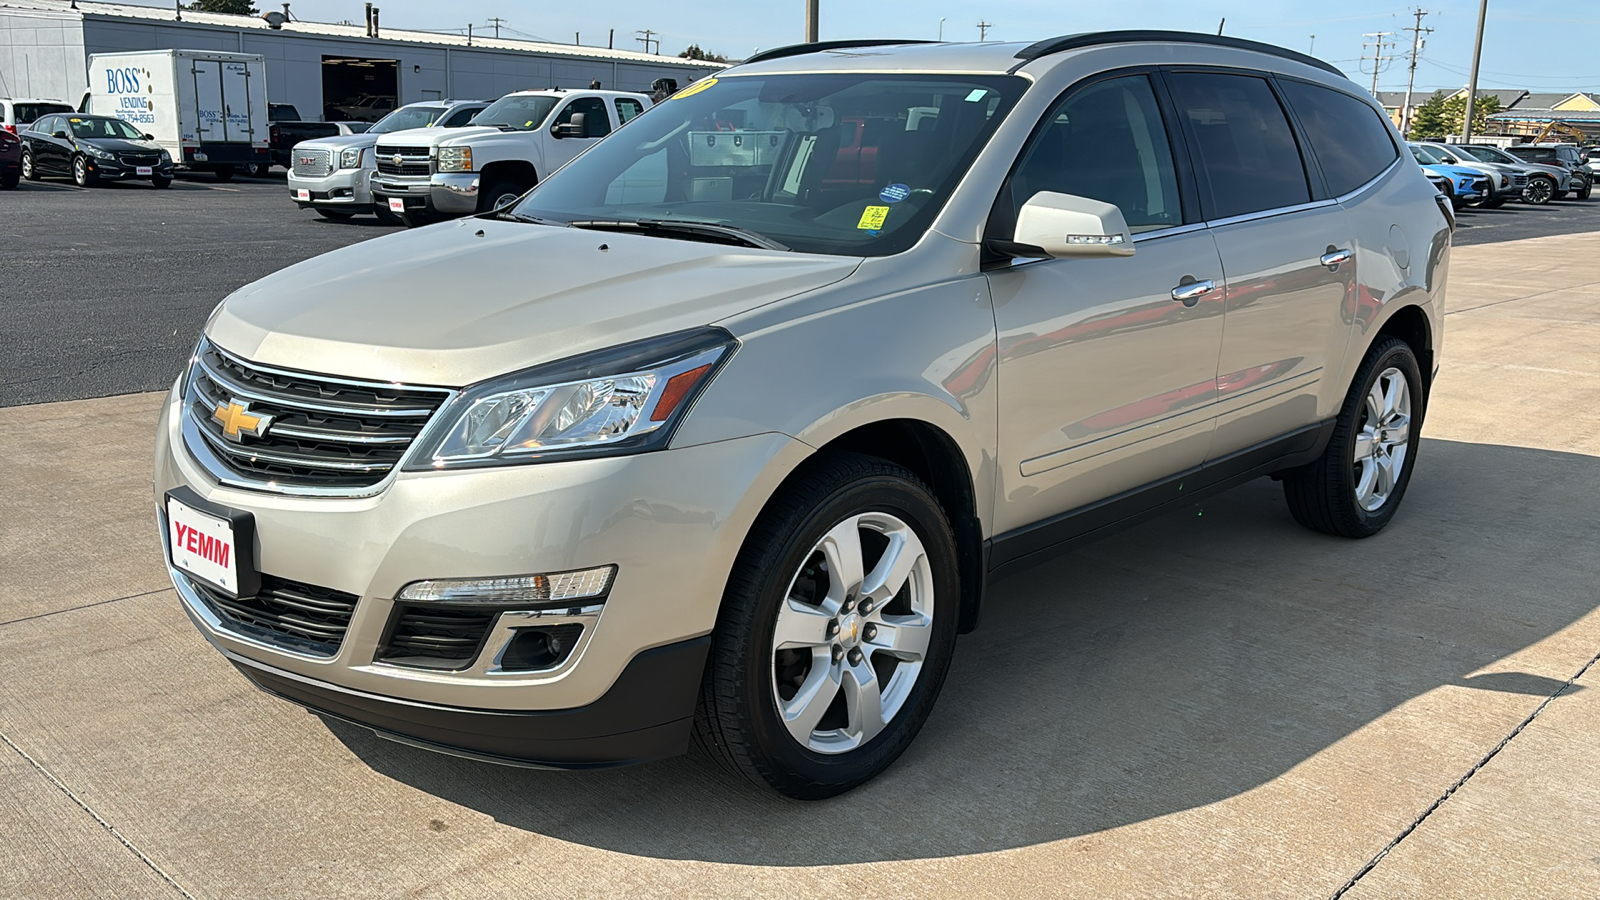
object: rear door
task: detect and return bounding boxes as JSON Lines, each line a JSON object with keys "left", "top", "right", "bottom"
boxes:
{"left": 219, "top": 60, "right": 252, "bottom": 142}
{"left": 1164, "top": 70, "right": 1356, "bottom": 460}
{"left": 192, "top": 60, "right": 225, "bottom": 144}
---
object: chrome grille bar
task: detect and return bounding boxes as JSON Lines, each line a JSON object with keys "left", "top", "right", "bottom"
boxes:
{"left": 292, "top": 147, "right": 333, "bottom": 178}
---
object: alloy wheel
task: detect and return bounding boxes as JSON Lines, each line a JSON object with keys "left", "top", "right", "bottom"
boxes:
{"left": 1352, "top": 366, "right": 1412, "bottom": 512}
{"left": 769, "top": 511, "right": 935, "bottom": 754}
{"left": 73, "top": 156, "right": 87, "bottom": 186}
{"left": 21, "top": 151, "right": 33, "bottom": 179}
{"left": 1524, "top": 178, "right": 1554, "bottom": 204}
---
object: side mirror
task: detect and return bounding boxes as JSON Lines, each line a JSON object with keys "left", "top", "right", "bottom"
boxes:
{"left": 143, "top": 133, "right": 155, "bottom": 140}
{"left": 999, "top": 192, "right": 1135, "bottom": 259}
{"left": 553, "top": 112, "right": 587, "bottom": 139}
{"left": 53, "top": 130, "right": 69, "bottom": 140}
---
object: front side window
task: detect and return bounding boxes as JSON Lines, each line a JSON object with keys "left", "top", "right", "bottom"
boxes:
{"left": 516, "top": 73, "right": 1025, "bottom": 257}
{"left": 556, "top": 97, "right": 611, "bottom": 137}
{"left": 472, "top": 95, "right": 561, "bottom": 131}
{"left": 1279, "top": 80, "right": 1398, "bottom": 196}
{"left": 1000, "top": 74, "right": 1184, "bottom": 235}
{"left": 1410, "top": 144, "right": 1446, "bottom": 165}
{"left": 1167, "top": 72, "right": 1311, "bottom": 219}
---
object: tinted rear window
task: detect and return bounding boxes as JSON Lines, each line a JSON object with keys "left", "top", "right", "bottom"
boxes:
{"left": 1166, "top": 72, "right": 1311, "bottom": 220}
{"left": 15, "top": 102, "right": 73, "bottom": 124}
{"left": 1279, "top": 80, "right": 1398, "bottom": 196}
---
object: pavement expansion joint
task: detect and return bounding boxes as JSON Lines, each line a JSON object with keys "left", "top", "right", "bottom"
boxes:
{"left": 0, "top": 588, "right": 171, "bottom": 630}
{"left": 0, "top": 729, "right": 196, "bottom": 900}
{"left": 1445, "top": 278, "right": 1600, "bottom": 316}
{"left": 1326, "top": 647, "right": 1600, "bottom": 900}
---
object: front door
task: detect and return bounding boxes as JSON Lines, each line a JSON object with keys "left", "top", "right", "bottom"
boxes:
{"left": 987, "top": 73, "right": 1226, "bottom": 545}
{"left": 547, "top": 96, "right": 611, "bottom": 171}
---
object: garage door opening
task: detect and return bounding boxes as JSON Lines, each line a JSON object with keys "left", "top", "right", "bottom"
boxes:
{"left": 321, "top": 56, "right": 398, "bottom": 123}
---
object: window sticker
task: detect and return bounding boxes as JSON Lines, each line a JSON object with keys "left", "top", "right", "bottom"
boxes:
{"left": 857, "top": 205, "right": 890, "bottom": 231}
{"left": 879, "top": 183, "right": 911, "bottom": 203}
{"left": 964, "top": 89, "right": 988, "bottom": 102}
{"left": 674, "top": 78, "right": 718, "bottom": 100}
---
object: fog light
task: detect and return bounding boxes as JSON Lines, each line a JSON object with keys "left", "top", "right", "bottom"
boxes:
{"left": 396, "top": 565, "right": 615, "bottom": 606}
{"left": 499, "top": 624, "right": 585, "bottom": 671}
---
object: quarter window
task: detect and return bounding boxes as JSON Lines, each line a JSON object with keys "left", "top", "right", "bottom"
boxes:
{"left": 1166, "top": 72, "right": 1311, "bottom": 219}
{"left": 1002, "top": 74, "right": 1184, "bottom": 234}
{"left": 1279, "top": 80, "right": 1399, "bottom": 196}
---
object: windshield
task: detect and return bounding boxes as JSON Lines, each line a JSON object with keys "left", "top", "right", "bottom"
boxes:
{"left": 515, "top": 73, "right": 1025, "bottom": 256}
{"left": 370, "top": 105, "right": 449, "bottom": 134}
{"left": 68, "top": 117, "right": 145, "bottom": 140}
{"left": 1410, "top": 144, "right": 1446, "bottom": 165}
{"left": 471, "top": 95, "right": 561, "bottom": 130}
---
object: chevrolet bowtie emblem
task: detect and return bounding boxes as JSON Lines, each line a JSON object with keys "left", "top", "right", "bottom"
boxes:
{"left": 212, "top": 399, "right": 272, "bottom": 442}
{"left": 391, "top": 154, "right": 403, "bottom": 166}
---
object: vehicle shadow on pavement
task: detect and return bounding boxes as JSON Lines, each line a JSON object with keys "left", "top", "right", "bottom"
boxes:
{"left": 327, "top": 437, "right": 1600, "bottom": 865}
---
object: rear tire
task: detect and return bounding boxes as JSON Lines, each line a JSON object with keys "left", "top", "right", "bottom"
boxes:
{"left": 212, "top": 165, "right": 235, "bottom": 182}
{"left": 1, "top": 172, "right": 17, "bottom": 190}
{"left": 1282, "top": 337, "right": 1424, "bottom": 538}
{"left": 694, "top": 452, "right": 961, "bottom": 800}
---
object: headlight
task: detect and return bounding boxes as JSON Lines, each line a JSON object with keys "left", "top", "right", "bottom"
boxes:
{"left": 339, "top": 147, "right": 363, "bottom": 169}
{"left": 436, "top": 146, "right": 472, "bottom": 172}
{"left": 158, "top": 149, "right": 170, "bottom": 161}
{"left": 407, "top": 327, "right": 736, "bottom": 470}
{"left": 85, "top": 145, "right": 115, "bottom": 160}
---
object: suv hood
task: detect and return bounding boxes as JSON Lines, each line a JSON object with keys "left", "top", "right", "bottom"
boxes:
{"left": 295, "top": 132, "right": 379, "bottom": 152}
{"left": 207, "top": 218, "right": 861, "bottom": 387}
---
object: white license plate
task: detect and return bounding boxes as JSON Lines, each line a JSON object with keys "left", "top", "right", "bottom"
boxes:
{"left": 136, "top": 166, "right": 153, "bottom": 176}
{"left": 167, "top": 495, "right": 240, "bottom": 595}
{"left": 388, "top": 197, "right": 405, "bottom": 212}
{"left": 296, "top": 188, "right": 311, "bottom": 201}
{"left": 193, "top": 151, "right": 208, "bottom": 162}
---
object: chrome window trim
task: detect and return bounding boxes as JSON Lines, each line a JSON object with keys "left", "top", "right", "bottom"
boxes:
{"left": 1331, "top": 156, "right": 1406, "bottom": 206}
{"left": 1203, "top": 198, "right": 1339, "bottom": 229}
{"left": 1131, "top": 222, "right": 1207, "bottom": 243}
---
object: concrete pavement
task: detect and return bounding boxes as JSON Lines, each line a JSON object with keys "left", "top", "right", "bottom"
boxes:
{"left": 2, "top": 231, "right": 1598, "bottom": 899}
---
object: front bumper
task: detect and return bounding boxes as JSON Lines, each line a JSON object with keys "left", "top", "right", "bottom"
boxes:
{"left": 86, "top": 159, "right": 174, "bottom": 180}
{"left": 371, "top": 172, "right": 480, "bottom": 217}
{"left": 287, "top": 167, "right": 374, "bottom": 212}
{"left": 154, "top": 379, "right": 808, "bottom": 761}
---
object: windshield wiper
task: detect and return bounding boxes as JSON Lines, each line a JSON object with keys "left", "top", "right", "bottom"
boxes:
{"left": 497, "top": 210, "right": 569, "bottom": 226}
{"left": 566, "top": 218, "right": 790, "bottom": 251}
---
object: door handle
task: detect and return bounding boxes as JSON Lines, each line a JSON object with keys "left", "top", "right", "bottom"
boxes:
{"left": 1170, "top": 279, "right": 1216, "bottom": 307}
{"left": 1320, "top": 248, "right": 1354, "bottom": 270}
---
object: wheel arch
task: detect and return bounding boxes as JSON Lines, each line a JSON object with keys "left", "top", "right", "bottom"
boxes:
{"left": 1370, "top": 302, "right": 1434, "bottom": 392}
{"left": 477, "top": 159, "right": 538, "bottom": 191}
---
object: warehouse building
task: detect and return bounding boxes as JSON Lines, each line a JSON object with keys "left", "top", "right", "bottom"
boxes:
{"left": 0, "top": 0, "right": 722, "bottom": 119}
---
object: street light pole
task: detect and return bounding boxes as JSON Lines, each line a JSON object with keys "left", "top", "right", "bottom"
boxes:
{"left": 805, "top": 0, "right": 819, "bottom": 43}
{"left": 1461, "top": 0, "right": 1488, "bottom": 141}
{"left": 938, "top": 17, "right": 945, "bottom": 41}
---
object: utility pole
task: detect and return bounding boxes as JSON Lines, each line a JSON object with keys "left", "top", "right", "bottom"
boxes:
{"left": 1400, "top": 9, "right": 1433, "bottom": 137}
{"left": 487, "top": 17, "right": 505, "bottom": 39}
{"left": 976, "top": 21, "right": 992, "bottom": 41}
{"left": 635, "top": 29, "right": 658, "bottom": 54}
{"left": 1216, "top": 18, "right": 1224, "bottom": 35}
{"left": 1308, "top": 34, "right": 1315, "bottom": 55}
{"left": 1361, "top": 31, "right": 1397, "bottom": 96}
{"left": 466, "top": 22, "right": 472, "bottom": 46}
{"left": 805, "top": 0, "right": 819, "bottom": 42}
{"left": 1462, "top": 0, "right": 1489, "bottom": 141}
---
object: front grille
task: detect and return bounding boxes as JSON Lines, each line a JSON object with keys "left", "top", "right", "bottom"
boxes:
{"left": 1511, "top": 173, "right": 1528, "bottom": 188}
{"left": 182, "top": 340, "right": 452, "bottom": 493}
{"left": 374, "top": 144, "right": 431, "bottom": 177}
{"left": 119, "top": 153, "right": 161, "bottom": 167}
{"left": 377, "top": 605, "right": 499, "bottom": 670}
{"left": 188, "top": 573, "right": 359, "bottom": 657}
{"left": 292, "top": 147, "right": 332, "bottom": 178}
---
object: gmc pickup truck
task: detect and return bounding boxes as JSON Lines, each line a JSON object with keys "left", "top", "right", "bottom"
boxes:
{"left": 370, "top": 89, "right": 649, "bottom": 226}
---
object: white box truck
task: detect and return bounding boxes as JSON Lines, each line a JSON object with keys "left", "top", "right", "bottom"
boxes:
{"left": 83, "top": 50, "right": 269, "bottom": 181}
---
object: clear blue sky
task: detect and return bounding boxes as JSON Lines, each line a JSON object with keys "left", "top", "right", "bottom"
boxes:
{"left": 129, "top": 0, "right": 1600, "bottom": 92}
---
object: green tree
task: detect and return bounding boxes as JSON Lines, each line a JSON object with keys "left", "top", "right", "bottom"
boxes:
{"left": 187, "top": 0, "right": 260, "bottom": 14}
{"left": 1440, "top": 92, "right": 1503, "bottom": 138}
{"left": 1408, "top": 90, "right": 1448, "bottom": 139}
{"left": 678, "top": 44, "right": 729, "bottom": 63}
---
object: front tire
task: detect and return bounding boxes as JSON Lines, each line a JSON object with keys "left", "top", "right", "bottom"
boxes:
{"left": 1282, "top": 337, "right": 1424, "bottom": 538}
{"left": 478, "top": 179, "right": 530, "bottom": 214}
{"left": 694, "top": 453, "right": 961, "bottom": 799}
{"left": 72, "top": 154, "right": 96, "bottom": 187}
{"left": 150, "top": 175, "right": 172, "bottom": 189}
{"left": 1523, "top": 176, "right": 1555, "bottom": 205}
{"left": 316, "top": 209, "right": 355, "bottom": 220}
{"left": 21, "top": 150, "right": 37, "bottom": 181}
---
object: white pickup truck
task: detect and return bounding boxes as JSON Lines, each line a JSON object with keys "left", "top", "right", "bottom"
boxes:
{"left": 370, "top": 89, "right": 650, "bottom": 226}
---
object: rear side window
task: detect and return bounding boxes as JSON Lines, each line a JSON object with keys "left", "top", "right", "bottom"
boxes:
{"left": 1279, "top": 80, "right": 1398, "bottom": 196}
{"left": 442, "top": 106, "right": 479, "bottom": 127}
{"left": 1004, "top": 74, "right": 1185, "bottom": 232}
{"left": 615, "top": 98, "right": 644, "bottom": 124}
{"left": 1166, "top": 72, "right": 1311, "bottom": 220}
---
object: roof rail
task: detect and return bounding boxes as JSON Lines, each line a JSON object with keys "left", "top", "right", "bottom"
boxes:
{"left": 1015, "top": 31, "right": 1345, "bottom": 79}
{"left": 743, "top": 39, "right": 936, "bottom": 66}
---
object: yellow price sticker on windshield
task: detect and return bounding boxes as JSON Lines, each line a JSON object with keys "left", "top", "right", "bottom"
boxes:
{"left": 674, "top": 78, "right": 718, "bottom": 99}
{"left": 857, "top": 205, "right": 890, "bottom": 231}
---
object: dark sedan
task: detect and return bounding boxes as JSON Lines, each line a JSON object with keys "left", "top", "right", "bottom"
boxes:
{"left": 21, "top": 114, "right": 174, "bottom": 188}
{"left": 0, "top": 127, "right": 19, "bottom": 189}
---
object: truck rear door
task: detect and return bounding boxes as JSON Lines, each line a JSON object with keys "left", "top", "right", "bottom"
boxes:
{"left": 220, "top": 61, "right": 252, "bottom": 142}
{"left": 192, "top": 60, "right": 224, "bottom": 143}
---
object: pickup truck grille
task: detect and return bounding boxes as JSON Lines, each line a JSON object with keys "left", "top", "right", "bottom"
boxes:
{"left": 181, "top": 339, "right": 453, "bottom": 494}
{"left": 375, "top": 144, "right": 431, "bottom": 177}
{"left": 292, "top": 147, "right": 332, "bottom": 177}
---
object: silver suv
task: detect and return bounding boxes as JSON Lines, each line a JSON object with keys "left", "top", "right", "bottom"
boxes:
{"left": 155, "top": 32, "right": 1449, "bottom": 799}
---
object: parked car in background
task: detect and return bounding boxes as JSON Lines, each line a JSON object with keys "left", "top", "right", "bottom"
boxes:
{"left": 328, "top": 94, "right": 397, "bottom": 123}
{"left": 1412, "top": 141, "right": 1528, "bottom": 208}
{"left": 156, "top": 34, "right": 1448, "bottom": 799}
{"left": 21, "top": 113, "right": 174, "bottom": 187}
{"left": 1409, "top": 145, "right": 1486, "bottom": 209}
{"left": 0, "top": 127, "right": 21, "bottom": 188}
{"left": 2, "top": 97, "right": 75, "bottom": 134}
{"left": 251, "top": 103, "right": 344, "bottom": 176}
{"left": 371, "top": 89, "right": 650, "bottom": 226}
{"left": 288, "top": 99, "right": 490, "bottom": 220}
{"left": 1454, "top": 143, "right": 1569, "bottom": 205}
{"left": 1501, "top": 144, "right": 1589, "bottom": 200}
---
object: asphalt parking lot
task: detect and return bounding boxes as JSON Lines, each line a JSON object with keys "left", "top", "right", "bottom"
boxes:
{"left": 3, "top": 180, "right": 1600, "bottom": 898}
